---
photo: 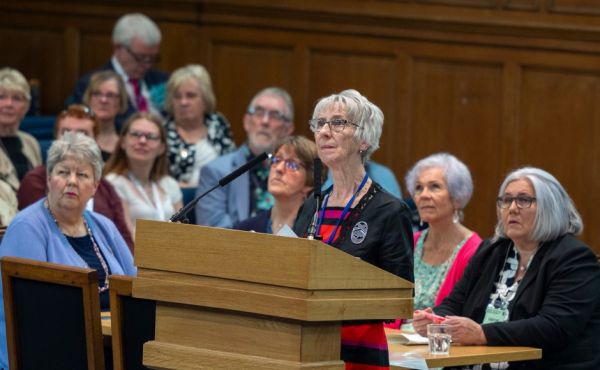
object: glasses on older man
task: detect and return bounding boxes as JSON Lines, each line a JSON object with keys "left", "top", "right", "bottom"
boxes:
{"left": 124, "top": 46, "right": 160, "bottom": 65}
{"left": 248, "top": 106, "right": 289, "bottom": 123}
{"left": 270, "top": 156, "right": 304, "bottom": 172}
{"left": 309, "top": 118, "right": 360, "bottom": 133}
{"left": 496, "top": 195, "right": 536, "bottom": 209}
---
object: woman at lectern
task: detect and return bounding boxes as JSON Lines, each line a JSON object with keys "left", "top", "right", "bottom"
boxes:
{"left": 294, "top": 89, "right": 413, "bottom": 370}
{"left": 413, "top": 167, "right": 600, "bottom": 369}
{"left": 0, "top": 132, "right": 135, "bottom": 370}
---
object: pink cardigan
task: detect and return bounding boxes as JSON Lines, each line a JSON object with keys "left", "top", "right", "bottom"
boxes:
{"left": 415, "top": 230, "right": 483, "bottom": 306}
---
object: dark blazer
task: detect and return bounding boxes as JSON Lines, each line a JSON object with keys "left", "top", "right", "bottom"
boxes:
{"left": 435, "top": 234, "right": 600, "bottom": 370}
{"left": 293, "top": 182, "right": 414, "bottom": 282}
{"left": 65, "top": 60, "right": 169, "bottom": 126}
{"left": 233, "top": 210, "right": 271, "bottom": 234}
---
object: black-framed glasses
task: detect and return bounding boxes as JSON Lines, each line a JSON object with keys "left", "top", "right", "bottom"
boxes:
{"left": 91, "top": 91, "right": 120, "bottom": 101}
{"left": 270, "top": 156, "right": 304, "bottom": 172}
{"left": 309, "top": 118, "right": 360, "bottom": 133}
{"left": 123, "top": 46, "right": 160, "bottom": 65}
{"left": 496, "top": 195, "right": 536, "bottom": 209}
{"left": 248, "top": 106, "right": 289, "bottom": 122}
{"left": 127, "top": 130, "right": 161, "bottom": 142}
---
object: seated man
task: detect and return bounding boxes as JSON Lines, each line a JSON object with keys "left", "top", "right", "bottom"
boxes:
{"left": 195, "top": 87, "right": 294, "bottom": 228}
{"left": 65, "top": 13, "right": 168, "bottom": 125}
{"left": 17, "top": 104, "right": 134, "bottom": 251}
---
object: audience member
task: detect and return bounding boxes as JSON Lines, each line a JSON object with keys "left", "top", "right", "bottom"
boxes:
{"left": 234, "top": 136, "right": 323, "bottom": 233}
{"left": 0, "top": 67, "right": 42, "bottom": 198}
{"left": 17, "top": 104, "right": 134, "bottom": 251}
{"left": 195, "top": 87, "right": 294, "bottom": 228}
{"left": 104, "top": 112, "right": 182, "bottom": 237}
{"left": 0, "top": 132, "right": 136, "bottom": 369}
{"left": 66, "top": 13, "right": 168, "bottom": 125}
{"left": 0, "top": 178, "right": 17, "bottom": 227}
{"left": 406, "top": 153, "right": 481, "bottom": 310}
{"left": 413, "top": 167, "right": 600, "bottom": 369}
{"left": 294, "top": 89, "right": 413, "bottom": 370}
{"left": 165, "top": 64, "right": 236, "bottom": 187}
{"left": 83, "top": 70, "right": 129, "bottom": 160}
{"left": 323, "top": 160, "right": 402, "bottom": 198}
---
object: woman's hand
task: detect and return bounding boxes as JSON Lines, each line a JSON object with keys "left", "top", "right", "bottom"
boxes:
{"left": 412, "top": 307, "right": 434, "bottom": 337}
{"left": 444, "top": 316, "right": 487, "bottom": 345}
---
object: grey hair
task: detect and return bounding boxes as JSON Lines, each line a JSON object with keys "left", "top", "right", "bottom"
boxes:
{"left": 46, "top": 132, "right": 103, "bottom": 181}
{"left": 311, "top": 89, "right": 383, "bottom": 164}
{"left": 0, "top": 67, "right": 31, "bottom": 101}
{"left": 248, "top": 87, "right": 294, "bottom": 122}
{"left": 165, "top": 64, "right": 216, "bottom": 113}
{"left": 112, "top": 13, "right": 161, "bottom": 47}
{"left": 494, "top": 167, "right": 583, "bottom": 242}
{"left": 405, "top": 153, "right": 474, "bottom": 214}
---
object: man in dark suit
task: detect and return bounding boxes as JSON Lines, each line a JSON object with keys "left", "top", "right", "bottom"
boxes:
{"left": 195, "top": 87, "right": 295, "bottom": 228}
{"left": 65, "top": 13, "right": 169, "bottom": 126}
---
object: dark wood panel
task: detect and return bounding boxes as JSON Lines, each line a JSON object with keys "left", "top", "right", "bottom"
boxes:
{"left": 211, "top": 42, "right": 295, "bottom": 145}
{"left": 549, "top": 0, "right": 600, "bottom": 15}
{"left": 409, "top": 58, "right": 505, "bottom": 237}
{"left": 416, "top": 0, "right": 495, "bottom": 7}
{"left": 519, "top": 67, "right": 600, "bottom": 250}
{"left": 504, "top": 0, "right": 540, "bottom": 11}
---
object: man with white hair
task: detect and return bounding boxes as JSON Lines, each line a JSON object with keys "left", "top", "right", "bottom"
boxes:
{"left": 66, "top": 13, "right": 168, "bottom": 125}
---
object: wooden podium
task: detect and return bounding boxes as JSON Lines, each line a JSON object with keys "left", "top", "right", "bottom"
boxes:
{"left": 132, "top": 220, "right": 413, "bottom": 370}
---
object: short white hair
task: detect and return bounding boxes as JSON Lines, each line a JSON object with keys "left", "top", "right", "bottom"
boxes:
{"left": 311, "top": 89, "right": 383, "bottom": 164}
{"left": 47, "top": 132, "right": 103, "bottom": 181}
{"left": 112, "top": 13, "right": 161, "bottom": 47}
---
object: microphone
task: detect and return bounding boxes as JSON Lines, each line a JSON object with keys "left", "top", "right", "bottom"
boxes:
{"left": 307, "top": 158, "right": 322, "bottom": 240}
{"left": 170, "top": 152, "right": 271, "bottom": 223}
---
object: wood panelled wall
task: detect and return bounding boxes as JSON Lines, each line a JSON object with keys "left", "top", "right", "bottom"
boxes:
{"left": 2, "top": 0, "right": 600, "bottom": 253}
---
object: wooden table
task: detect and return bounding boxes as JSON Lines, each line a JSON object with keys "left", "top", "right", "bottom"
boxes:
{"left": 386, "top": 329, "right": 542, "bottom": 369}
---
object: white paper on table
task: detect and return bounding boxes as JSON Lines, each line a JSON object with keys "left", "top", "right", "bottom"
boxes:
{"left": 389, "top": 351, "right": 428, "bottom": 370}
{"left": 387, "top": 332, "right": 429, "bottom": 345}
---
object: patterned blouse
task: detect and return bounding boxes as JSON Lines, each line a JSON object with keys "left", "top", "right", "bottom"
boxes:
{"left": 166, "top": 112, "right": 236, "bottom": 184}
{"left": 414, "top": 229, "right": 466, "bottom": 310}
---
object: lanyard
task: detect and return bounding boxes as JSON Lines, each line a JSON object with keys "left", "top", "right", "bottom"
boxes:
{"left": 316, "top": 173, "right": 369, "bottom": 245}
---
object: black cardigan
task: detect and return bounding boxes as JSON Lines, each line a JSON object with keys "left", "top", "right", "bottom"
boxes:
{"left": 435, "top": 234, "right": 600, "bottom": 370}
{"left": 293, "top": 182, "right": 414, "bottom": 283}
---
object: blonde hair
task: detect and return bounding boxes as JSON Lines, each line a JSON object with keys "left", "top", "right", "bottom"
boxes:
{"left": 165, "top": 64, "right": 216, "bottom": 114}
{"left": 0, "top": 68, "right": 31, "bottom": 101}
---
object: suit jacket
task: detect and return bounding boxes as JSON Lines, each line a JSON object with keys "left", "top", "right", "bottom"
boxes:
{"left": 233, "top": 209, "right": 271, "bottom": 233}
{"left": 195, "top": 146, "right": 250, "bottom": 228}
{"left": 435, "top": 234, "right": 600, "bottom": 370}
{"left": 65, "top": 60, "right": 169, "bottom": 126}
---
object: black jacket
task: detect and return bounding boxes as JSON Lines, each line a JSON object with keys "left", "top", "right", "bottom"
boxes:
{"left": 293, "top": 182, "right": 414, "bottom": 283}
{"left": 436, "top": 234, "right": 600, "bottom": 370}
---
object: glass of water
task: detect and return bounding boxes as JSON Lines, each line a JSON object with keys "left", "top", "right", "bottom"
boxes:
{"left": 427, "top": 323, "right": 451, "bottom": 355}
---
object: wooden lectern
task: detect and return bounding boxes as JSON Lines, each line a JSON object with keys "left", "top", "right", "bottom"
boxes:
{"left": 132, "top": 220, "right": 413, "bottom": 370}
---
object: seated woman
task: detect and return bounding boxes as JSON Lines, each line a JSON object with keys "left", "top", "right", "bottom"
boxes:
{"left": 413, "top": 167, "right": 600, "bottom": 369}
{"left": 234, "top": 136, "right": 323, "bottom": 234}
{"left": 83, "top": 70, "right": 128, "bottom": 161}
{"left": 0, "top": 67, "right": 42, "bottom": 225}
{"left": 104, "top": 112, "right": 183, "bottom": 237}
{"left": 164, "top": 64, "right": 236, "bottom": 187}
{"left": 406, "top": 153, "right": 481, "bottom": 310}
{"left": 17, "top": 104, "right": 134, "bottom": 251}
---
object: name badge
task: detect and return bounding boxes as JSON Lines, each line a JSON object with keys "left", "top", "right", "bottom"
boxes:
{"left": 483, "top": 305, "right": 509, "bottom": 324}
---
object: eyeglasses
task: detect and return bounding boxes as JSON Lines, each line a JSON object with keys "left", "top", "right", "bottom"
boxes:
{"left": 309, "top": 118, "right": 360, "bottom": 133}
{"left": 270, "top": 155, "right": 304, "bottom": 172}
{"left": 61, "top": 104, "right": 96, "bottom": 119}
{"left": 496, "top": 195, "right": 536, "bottom": 209}
{"left": 127, "top": 130, "right": 161, "bottom": 141}
{"left": 248, "top": 106, "right": 289, "bottom": 123}
{"left": 91, "top": 91, "right": 120, "bottom": 101}
{"left": 123, "top": 46, "right": 160, "bottom": 65}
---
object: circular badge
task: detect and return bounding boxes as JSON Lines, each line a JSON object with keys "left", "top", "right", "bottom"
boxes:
{"left": 351, "top": 221, "right": 368, "bottom": 244}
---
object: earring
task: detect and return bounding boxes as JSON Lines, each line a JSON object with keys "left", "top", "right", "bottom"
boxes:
{"left": 452, "top": 210, "right": 460, "bottom": 224}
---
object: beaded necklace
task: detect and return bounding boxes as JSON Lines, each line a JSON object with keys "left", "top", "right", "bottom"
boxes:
{"left": 45, "top": 200, "right": 110, "bottom": 293}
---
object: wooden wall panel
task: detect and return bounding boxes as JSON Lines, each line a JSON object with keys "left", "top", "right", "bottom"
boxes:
{"left": 211, "top": 42, "right": 295, "bottom": 143}
{"left": 519, "top": 67, "right": 600, "bottom": 248}
{"left": 409, "top": 58, "right": 504, "bottom": 236}
{"left": 549, "top": 0, "right": 600, "bottom": 15}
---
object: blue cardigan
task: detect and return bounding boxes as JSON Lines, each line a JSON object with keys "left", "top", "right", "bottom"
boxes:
{"left": 0, "top": 198, "right": 136, "bottom": 369}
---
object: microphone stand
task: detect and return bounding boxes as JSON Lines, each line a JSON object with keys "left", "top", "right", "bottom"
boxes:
{"left": 306, "top": 158, "right": 322, "bottom": 240}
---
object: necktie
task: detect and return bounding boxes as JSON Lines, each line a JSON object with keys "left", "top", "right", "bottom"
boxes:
{"left": 129, "top": 78, "right": 148, "bottom": 112}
